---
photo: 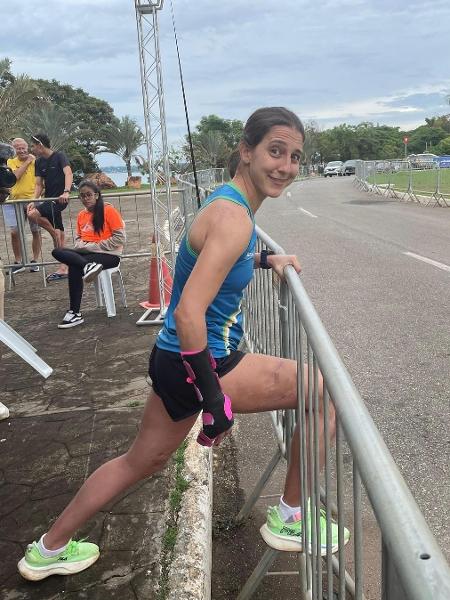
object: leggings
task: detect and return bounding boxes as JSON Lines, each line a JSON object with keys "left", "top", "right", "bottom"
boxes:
{"left": 52, "top": 248, "right": 120, "bottom": 313}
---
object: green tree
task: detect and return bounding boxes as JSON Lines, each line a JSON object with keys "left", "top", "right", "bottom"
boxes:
{"left": 195, "top": 114, "right": 243, "bottom": 149}
{"left": 406, "top": 125, "right": 447, "bottom": 154}
{"left": 21, "top": 104, "right": 81, "bottom": 151}
{"left": 0, "top": 58, "right": 40, "bottom": 141}
{"left": 302, "top": 121, "right": 321, "bottom": 165}
{"left": 99, "top": 116, "right": 145, "bottom": 180}
{"left": 196, "top": 130, "right": 229, "bottom": 168}
{"left": 435, "top": 136, "right": 450, "bottom": 155}
{"left": 425, "top": 115, "right": 450, "bottom": 133}
{"left": 135, "top": 146, "right": 187, "bottom": 182}
{"left": 29, "top": 77, "right": 117, "bottom": 176}
{"left": 183, "top": 115, "right": 244, "bottom": 169}
{"left": 317, "top": 129, "right": 341, "bottom": 162}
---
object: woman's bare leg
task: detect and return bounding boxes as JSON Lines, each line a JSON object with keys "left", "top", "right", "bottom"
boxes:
{"left": 220, "top": 353, "right": 336, "bottom": 507}
{"left": 53, "top": 231, "right": 69, "bottom": 274}
{"left": 44, "top": 392, "right": 197, "bottom": 549}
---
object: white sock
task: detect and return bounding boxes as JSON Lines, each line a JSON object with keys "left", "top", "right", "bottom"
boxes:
{"left": 37, "top": 534, "right": 68, "bottom": 557}
{"left": 279, "top": 496, "right": 302, "bottom": 522}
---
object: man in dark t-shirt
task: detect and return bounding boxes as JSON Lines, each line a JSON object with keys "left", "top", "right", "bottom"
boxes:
{"left": 27, "top": 133, "right": 73, "bottom": 280}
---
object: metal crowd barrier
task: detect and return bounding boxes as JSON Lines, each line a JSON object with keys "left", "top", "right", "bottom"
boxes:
{"left": 173, "top": 170, "right": 450, "bottom": 600}
{"left": 236, "top": 228, "right": 450, "bottom": 599}
{"left": 0, "top": 189, "right": 185, "bottom": 286}
{"left": 354, "top": 160, "right": 450, "bottom": 207}
{"left": 179, "top": 167, "right": 226, "bottom": 192}
{"left": 175, "top": 170, "right": 450, "bottom": 600}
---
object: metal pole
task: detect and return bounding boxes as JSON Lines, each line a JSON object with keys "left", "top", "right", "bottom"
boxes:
{"left": 134, "top": 0, "right": 176, "bottom": 325}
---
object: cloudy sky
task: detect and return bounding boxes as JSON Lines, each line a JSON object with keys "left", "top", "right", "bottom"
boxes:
{"left": 4, "top": 0, "right": 450, "bottom": 165}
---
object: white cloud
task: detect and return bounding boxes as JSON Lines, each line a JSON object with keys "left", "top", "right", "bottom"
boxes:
{"left": 2, "top": 0, "right": 450, "bottom": 159}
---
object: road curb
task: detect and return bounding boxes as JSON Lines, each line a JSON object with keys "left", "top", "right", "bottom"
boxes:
{"left": 167, "top": 427, "right": 213, "bottom": 600}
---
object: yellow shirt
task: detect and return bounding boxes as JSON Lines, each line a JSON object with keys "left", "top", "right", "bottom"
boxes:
{"left": 7, "top": 157, "right": 35, "bottom": 200}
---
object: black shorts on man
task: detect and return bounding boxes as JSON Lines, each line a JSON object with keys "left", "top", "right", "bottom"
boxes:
{"left": 35, "top": 151, "right": 70, "bottom": 231}
{"left": 36, "top": 200, "right": 66, "bottom": 231}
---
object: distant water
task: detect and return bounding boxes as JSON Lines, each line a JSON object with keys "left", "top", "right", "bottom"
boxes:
{"left": 106, "top": 170, "right": 142, "bottom": 187}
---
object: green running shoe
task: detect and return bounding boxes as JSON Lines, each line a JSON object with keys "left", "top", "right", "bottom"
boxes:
{"left": 18, "top": 539, "right": 100, "bottom": 581}
{"left": 260, "top": 505, "right": 350, "bottom": 554}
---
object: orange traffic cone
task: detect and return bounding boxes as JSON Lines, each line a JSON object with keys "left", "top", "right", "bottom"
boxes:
{"left": 140, "top": 235, "right": 173, "bottom": 309}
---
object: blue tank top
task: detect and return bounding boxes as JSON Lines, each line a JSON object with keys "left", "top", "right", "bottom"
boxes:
{"left": 156, "top": 183, "right": 256, "bottom": 357}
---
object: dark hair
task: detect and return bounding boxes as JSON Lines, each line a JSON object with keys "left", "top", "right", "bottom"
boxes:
{"left": 243, "top": 107, "right": 305, "bottom": 148}
{"left": 228, "top": 148, "right": 241, "bottom": 178}
{"left": 78, "top": 180, "right": 104, "bottom": 234}
{"left": 31, "top": 133, "right": 51, "bottom": 148}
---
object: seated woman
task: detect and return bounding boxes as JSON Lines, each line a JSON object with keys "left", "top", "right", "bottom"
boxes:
{"left": 52, "top": 180, "right": 126, "bottom": 329}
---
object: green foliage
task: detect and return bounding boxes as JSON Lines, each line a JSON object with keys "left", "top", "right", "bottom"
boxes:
{"left": 425, "top": 114, "right": 450, "bottom": 133}
{"left": 27, "top": 77, "right": 117, "bottom": 179}
{"left": 0, "top": 58, "right": 41, "bottom": 141}
{"left": 135, "top": 145, "right": 188, "bottom": 182}
{"left": 435, "top": 136, "right": 450, "bottom": 156}
{"left": 183, "top": 114, "right": 244, "bottom": 169}
{"left": 99, "top": 115, "right": 145, "bottom": 179}
{"left": 158, "top": 439, "right": 189, "bottom": 600}
{"left": 405, "top": 124, "right": 448, "bottom": 154}
{"left": 1, "top": 59, "right": 121, "bottom": 182}
{"left": 184, "top": 113, "right": 450, "bottom": 167}
{"left": 21, "top": 104, "right": 81, "bottom": 151}
{"left": 311, "top": 122, "right": 404, "bottom": 162}
{"left": 196, "top": 114, "right": 244, "bottom": 148}
{"left": 33, "top": 78, "right": 115, "bottom": 136}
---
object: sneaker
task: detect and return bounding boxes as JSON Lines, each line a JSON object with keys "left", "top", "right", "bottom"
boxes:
{"left": 260, "top": 504, "right": 350, "bottom": 554}
{"left": 30, "top": 260, "right": 40, "bottom": 272}
{"left": 17, "top": 539, "right": 100, "bottom": 581}
{"left": 11, "top": 262, "right": 25, "bottom": 274}
{"left": 83, "top": 262, "right": 103, "bottom": 283}
{"left": 58, "top": 310, "right": 84, "bottom": 329}
{"left": 0, "top": 402, "right": 9, "bottom": 420}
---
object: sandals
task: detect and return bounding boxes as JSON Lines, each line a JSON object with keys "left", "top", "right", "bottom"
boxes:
{"left": 46, "top": 272, "right": 69, "bottom": 282}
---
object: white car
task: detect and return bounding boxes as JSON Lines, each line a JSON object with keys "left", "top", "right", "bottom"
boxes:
{"left": 324, "top": 161, "right": 343, "bottom": 177}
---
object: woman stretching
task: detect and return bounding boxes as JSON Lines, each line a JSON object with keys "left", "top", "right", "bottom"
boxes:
{"left": 18, "top": 107, "right": 348, "bottom": 581}
{"left": 52, "top": 180, "right": 126, "bottom": 329}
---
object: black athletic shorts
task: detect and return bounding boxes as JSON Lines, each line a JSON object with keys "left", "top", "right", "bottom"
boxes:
{"left": 148, "top": 345, "right": 246, "bottom": 422}
{"left": 36, "top": 200, "right": 67, "bottom": 231}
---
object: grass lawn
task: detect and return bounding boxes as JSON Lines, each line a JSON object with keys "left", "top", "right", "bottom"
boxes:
{"left": 368, "top": 169, "right": 450, "bottom": 196}
{"left": 105, "top": 183, "right": 151, "bottom": 194}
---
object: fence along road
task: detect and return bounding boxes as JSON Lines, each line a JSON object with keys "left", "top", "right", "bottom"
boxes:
{"left": 176, "top": 171, "right": 450, "bottom": 598}
{"left": 355, "top": 159, "right": 450, "bottom": 207}
{"left": 255, "top": 175, "right": 450, "bottom": 561}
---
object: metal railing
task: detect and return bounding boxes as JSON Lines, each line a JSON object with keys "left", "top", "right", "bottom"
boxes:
{"left": 0, "top": 189, "right": 185, "bottom": 285}
{"left": 237, "top": 230, "right": 450, "bottom": 599}
{"left": 175, "top": 170, "right": 450, "bottom": 600}
{"left": 355, "top": 160, "right": 450, "bottom": 207}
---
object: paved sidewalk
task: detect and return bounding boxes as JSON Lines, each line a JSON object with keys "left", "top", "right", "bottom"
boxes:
{"left": 0, "top": 257, "right": 176, "bottom": 599}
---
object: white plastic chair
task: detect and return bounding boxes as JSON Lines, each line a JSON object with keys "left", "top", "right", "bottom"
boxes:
{"left": 93, "top": 265, "right": 127, "bottom": 318}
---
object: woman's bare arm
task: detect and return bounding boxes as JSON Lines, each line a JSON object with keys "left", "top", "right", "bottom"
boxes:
{"left": 174, "top": 200, "right": 253, "bottom": 351}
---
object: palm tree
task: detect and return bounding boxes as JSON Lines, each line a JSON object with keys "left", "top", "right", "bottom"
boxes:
{"left": 20, "top": 104, "right": 81, "bottom": 151}
{"left": 99, "top": 116, "right": 145, "bottom": 180}
{"left": 0, "top": 58, "right": 40, "bottom": 141}
{"left": 196, "top": 130, "right": 228, "bottom": 168}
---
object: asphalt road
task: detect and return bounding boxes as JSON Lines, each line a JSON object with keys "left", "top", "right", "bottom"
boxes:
{"left": 255, "top": 175, "right": 450, "bottom": 557}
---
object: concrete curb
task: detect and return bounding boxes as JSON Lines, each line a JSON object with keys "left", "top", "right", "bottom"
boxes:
{"left": 167, "top": 427, "right": 213, "bottom": 600}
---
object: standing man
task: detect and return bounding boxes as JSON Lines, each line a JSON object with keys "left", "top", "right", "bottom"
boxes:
{"left": 3, "top": 138, "right": 41, "bottom": 273}
{"left": 0, "top": 141, "right": 17, "bottom": 420}
{"left": 27, "top": 133, "right": 73, "bottom": 281}
{"left": 0, "top": 181, "right": 10, "bottom": 420}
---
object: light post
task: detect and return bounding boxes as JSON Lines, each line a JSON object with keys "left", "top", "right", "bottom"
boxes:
{"left": 403, "top": 136, "right": 408, "bottom": 159}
